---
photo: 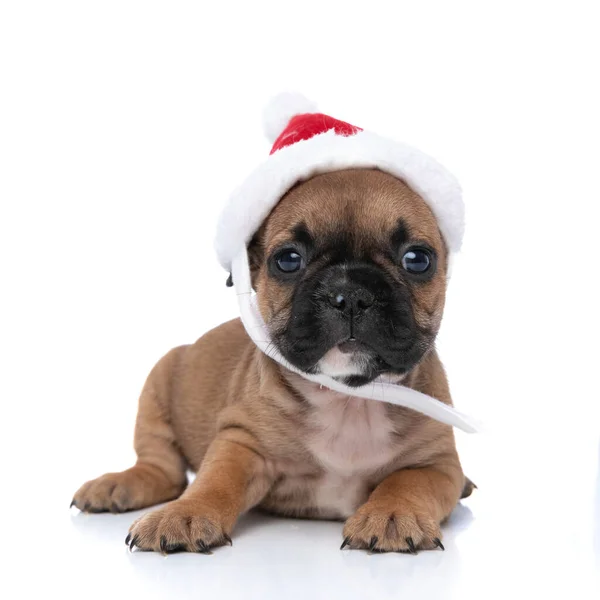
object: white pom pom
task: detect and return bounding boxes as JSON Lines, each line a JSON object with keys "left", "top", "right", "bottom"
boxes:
{"left": 262, "top": 92, "right": 318, "bottom": 143}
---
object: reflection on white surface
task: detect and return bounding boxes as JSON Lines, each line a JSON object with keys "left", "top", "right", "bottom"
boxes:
{"left": 64, "top": 503, "right": 474, "bottom": 599}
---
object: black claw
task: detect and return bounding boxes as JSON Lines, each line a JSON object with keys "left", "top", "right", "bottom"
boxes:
{"left": 129, "top": 535, "right": 139, "bottom": 551}
{"left": 125, "top": 533, "right": 131, "bottom": 546}
{"left": 225, "top": 273, "right": 233, "bottom": 287}
{"left": 340, "top": 536, "right": 351, "bottom": 550}
{"left": 223, "top": 534, "right": 233, "bottom": 546}
{"left": 196, "top": 539, "right": 212, "bottom": 554}
{"left": 160, "top": 536, "right": 168, "bottom": 553}
{"left": 433, "top": 538, "right": 445, "bottom": 551}
{"left": 84, "top": 502, "right": 91, "bottom": 512}
{"left": 110, "top": 502, "right": 120, "bottom": 514}
{"left": 406, "top": 537, "right": 417, "bottom": 554}
{"left": 164, "top": 543, "right": 187, "bottom": 554}
{"left": 70, "top": 499, "right": 76, "bottom": 509}
{"left": 369, "top": 536, "right": 378, "bottom": 551}
{"left": 87, "top": 506, "right": 106, "bottom": 514}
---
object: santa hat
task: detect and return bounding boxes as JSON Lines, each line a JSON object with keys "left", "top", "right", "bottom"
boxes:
{"left": 215, "top": 92, "right": 464, "bottom": 273}
{"left": 214, "top": 93, "right": 478, "bottom": 434}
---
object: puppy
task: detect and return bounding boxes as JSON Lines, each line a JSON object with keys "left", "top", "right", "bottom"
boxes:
{"left": 72, "top": 168, "right": 473, "bottom": 553}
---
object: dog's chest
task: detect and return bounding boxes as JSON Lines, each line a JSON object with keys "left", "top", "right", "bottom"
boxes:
{"left": 304, "top": 389, "right": 397, "bottom": 476}
{"left": 298, "top": 389, "right": 398, "bottom": 517}
{"left": 264, "top": 382, "right": 401, "bottom": 519}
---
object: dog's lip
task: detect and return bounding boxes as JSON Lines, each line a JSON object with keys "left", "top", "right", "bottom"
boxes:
{"left": 337, "top": 339, "right": 372, "bottom": 354}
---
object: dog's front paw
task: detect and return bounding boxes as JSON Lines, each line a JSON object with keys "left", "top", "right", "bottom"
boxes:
{"left": 126, "top": 499, "right": 232, "bottom": 554}
{"left": 342, "top": 501, "right": 444, "bottom": 553}
{"left": 71, "top": 466, "right": 184, "bottom": 513}
{"left": 72, "top": 471, "right": 148, "bottom": 514}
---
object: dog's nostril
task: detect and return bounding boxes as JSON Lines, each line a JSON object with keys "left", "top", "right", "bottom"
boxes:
{"left": 328, "top": 289, "right": 374, "bottom": 312}
{"left": 329, "top": 293, "right": 346, "bottom": 310}
{"left": 356, "top": 291, "right": 374, "bottom": 310}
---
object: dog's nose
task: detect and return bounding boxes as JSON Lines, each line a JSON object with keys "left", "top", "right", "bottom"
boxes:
{"left": 327, "top": 286, "right": 375, "bottom": 314}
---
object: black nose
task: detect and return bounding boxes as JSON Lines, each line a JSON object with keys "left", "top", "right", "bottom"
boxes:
{"left": 327, "top": 285, "right": 375, "bottom": 314}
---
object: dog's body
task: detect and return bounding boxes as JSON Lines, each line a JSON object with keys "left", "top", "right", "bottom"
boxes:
{"left": 73, "top": 169, "right": 472, "bottom": 553}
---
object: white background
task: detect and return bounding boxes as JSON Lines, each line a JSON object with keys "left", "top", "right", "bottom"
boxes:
{"left": 1, "top": 1, "right": 599, "bottom": 598}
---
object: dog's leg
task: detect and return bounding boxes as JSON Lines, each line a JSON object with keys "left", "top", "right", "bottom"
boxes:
{"left": 341, "top": 350, "right": 472, "bottom": 552}
{"left": 72, "top": 348, "right": 188, "bottom": 513}
{"left": 342, "top": 460, "right": 464, "bottom": 553}
{"left": 126, "top": 433, "right": 271, "bottom": 552}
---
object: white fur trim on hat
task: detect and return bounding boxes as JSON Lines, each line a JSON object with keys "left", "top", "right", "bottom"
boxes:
{"left": 215, "top": 128, "right": 464, "bottom": 272}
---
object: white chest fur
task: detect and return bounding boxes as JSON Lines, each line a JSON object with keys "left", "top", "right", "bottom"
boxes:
{"left": 275, "top": 376, "right": 402, "bottom": 519}
{"left": 301, "top": 386, "right": 398, "bottom": 518}
{"left": 304, "top": 388, "right": 397, "bottom": 476}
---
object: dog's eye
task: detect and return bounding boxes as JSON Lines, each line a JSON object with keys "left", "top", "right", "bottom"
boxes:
{"left": 401, "top": 248, "right": 432, "bottom": 274}
{"left": 275, "top": 250, "right": 303, "bottom": 273}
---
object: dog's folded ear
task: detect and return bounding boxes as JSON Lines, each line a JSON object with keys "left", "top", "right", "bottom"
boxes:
{"left": 225, "top": 232, "right": 263, "bottom": 289}
{"left": 248, "top": 231, "right": 265, "bottom": 289}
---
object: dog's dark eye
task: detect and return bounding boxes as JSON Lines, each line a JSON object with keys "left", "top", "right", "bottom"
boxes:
{"left": 402, "top": 248, "right": 432, "bottom": 274}
{"left": 275, "top": 250, "right": 303, "bottom": 273}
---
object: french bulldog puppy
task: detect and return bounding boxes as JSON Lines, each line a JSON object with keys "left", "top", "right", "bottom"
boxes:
{"left": 72, "top": 168, "right": 474, "bottom": 554}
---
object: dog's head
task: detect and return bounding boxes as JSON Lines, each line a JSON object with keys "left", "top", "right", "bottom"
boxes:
{"left": 249, "top": 168, "right": 449, "bottom": 387}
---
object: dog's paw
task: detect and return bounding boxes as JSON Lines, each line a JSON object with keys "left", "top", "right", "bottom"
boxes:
{"left": 341, "top": 501, "right": 444, "bottom": 553}
{"left": 126, "top": 499, "right": 232, "bottom": 553}
{"left": 71, "top": 466, "right": 183, "bottom": 513}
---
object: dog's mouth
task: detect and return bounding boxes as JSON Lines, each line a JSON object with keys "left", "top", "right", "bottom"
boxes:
{"left": 307, "top": 337, "right": 405, "bottom": 387}
{"left": 337, "top": 339, "right": 370, "bottom": 354}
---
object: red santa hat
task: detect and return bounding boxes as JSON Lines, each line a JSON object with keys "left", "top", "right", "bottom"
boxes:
{"left": 215, "top": 92, "right": 464, "bottom": 273}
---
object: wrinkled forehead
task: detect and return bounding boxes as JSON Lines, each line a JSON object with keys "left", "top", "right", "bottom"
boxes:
{"left": 263, "top": 169, "right": 445, "bottom": 253}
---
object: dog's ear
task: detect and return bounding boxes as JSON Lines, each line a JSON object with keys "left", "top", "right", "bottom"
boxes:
{"left": 225, "top": 227, "right": 265, "bottom": 288}
{"left": 248, "top": 228, "right": 265, "bottom": 289}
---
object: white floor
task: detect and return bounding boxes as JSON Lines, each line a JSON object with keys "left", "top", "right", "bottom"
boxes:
{"left": 16, "top": 428, "right": 595, "bottom": 600}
